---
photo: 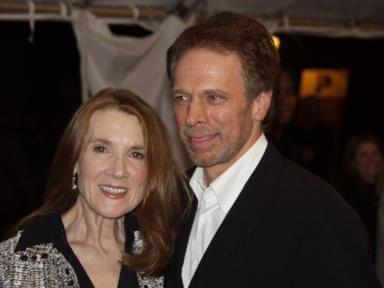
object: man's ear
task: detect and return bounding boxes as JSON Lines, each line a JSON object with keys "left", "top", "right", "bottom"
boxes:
{"left": 251, "top": 90, "right": 272, "bottom": 121}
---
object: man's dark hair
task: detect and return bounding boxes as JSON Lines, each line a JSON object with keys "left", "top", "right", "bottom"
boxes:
{"left": 167, "top": 11, "right": 280, "bottom": 128}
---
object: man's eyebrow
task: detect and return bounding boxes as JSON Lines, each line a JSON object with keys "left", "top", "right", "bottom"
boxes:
{"left": 172, "top": 88, "right": 228, "bottom": 95}
{"left": 172, "top": 89, "right": 187, "bottom": 95}
{"left": 201, "top": 89, "right": 228, "bottom": 97}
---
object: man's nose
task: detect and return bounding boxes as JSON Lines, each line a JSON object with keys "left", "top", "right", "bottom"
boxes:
{"left": 186, "top": 100, "right": 207, "bottom": 126}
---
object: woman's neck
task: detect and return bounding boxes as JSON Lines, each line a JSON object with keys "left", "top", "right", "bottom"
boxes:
{"left": 61, "top": 199, "right": 125, "bottom": 255}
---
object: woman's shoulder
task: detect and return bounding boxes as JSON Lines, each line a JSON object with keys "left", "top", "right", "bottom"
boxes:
{"left": 0, "top": 215, "right": 81, "bottom": 287}
{"left": 0, "top": 231, "right": 22, "bottom": 259}
{"left": 0, "top": 232, "right": 22, "bottom": 283}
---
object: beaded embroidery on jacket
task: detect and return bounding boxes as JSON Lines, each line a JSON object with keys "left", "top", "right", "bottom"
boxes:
{"left": 0, "top": 232, "right": 79, "bottom": 288}
{"left": 0, "top": 230, "right": 163, "bottom": 288}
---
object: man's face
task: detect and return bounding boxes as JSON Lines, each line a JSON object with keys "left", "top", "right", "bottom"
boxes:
{"left": 172, "top": 48, "right": 265, "bottom": 180}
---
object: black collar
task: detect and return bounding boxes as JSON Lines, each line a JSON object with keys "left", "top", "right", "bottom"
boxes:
{"left": 15, "top": 213, "right": 62, "bottom": 252}
{"left": 15, "top": 212, "right": 138, "bottom": 252}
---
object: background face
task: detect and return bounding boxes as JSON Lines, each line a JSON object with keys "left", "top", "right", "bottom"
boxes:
{"left": 355, "top": 140, "right": 383, "bottom": 184}
{"left": 172, "top": 48, "right": 260, "bottom": 175}
{"left": 75, "top": 108, "right": 147, "bottom": 219}
{"left": 277, "top": 71, "right": 297, "bottom": 125}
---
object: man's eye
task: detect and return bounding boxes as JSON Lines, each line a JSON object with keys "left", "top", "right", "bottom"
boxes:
{"left": 208, "top": 94, "right": 225, "bottom": 102}
{"left": 173, "top": 94, "right": 188, "bottom": 103}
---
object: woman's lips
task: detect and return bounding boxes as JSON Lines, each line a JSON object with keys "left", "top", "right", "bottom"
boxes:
{"left": 99, "top": 184, "right": 128, "bottom": 199}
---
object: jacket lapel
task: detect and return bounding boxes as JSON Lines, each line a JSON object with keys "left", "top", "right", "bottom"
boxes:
{"left": 189, "top": 144, "right": 283, "bottom": 288}
{"left": 166, "top": 197, "right": 197, "bottom": 288}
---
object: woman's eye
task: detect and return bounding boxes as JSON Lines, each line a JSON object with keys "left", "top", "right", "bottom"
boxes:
{"left": 94, "top": 145, "right": 106, "bottom": 153}
{"left": 131, "top": 151, "right": 145, "bottom": 159}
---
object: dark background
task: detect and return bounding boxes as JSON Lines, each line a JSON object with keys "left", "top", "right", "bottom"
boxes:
{"left": 278, "top": 33, "right": 384, "bottom": 181}
{"left": 0, "top": 21, "right": 382, "bottom": 237}
{"left": 278, "top": 33, "right": 384, "bottom": 140}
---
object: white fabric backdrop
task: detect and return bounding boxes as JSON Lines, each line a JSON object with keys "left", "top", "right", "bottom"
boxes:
{"left": 72, "top": 9, "right": 192, "bottom": 168}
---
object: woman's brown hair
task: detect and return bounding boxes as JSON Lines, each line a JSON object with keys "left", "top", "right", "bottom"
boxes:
{"left": 343, "top": 134, "right": 382, "bottom": 180}
{"left": 15, "top": 88, "right": 188, "bottom": 275}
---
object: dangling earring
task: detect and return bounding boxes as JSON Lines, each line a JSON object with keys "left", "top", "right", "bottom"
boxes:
{"left": 72, "top": 173, "right": 78, "bottom": 191}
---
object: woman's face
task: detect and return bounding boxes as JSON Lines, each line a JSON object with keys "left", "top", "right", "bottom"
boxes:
{"left": 355, "top": 140, "right": 382, "bottom": 184}
{"left": 277, "top": 72, "right": 297, "bottom": 125}
{"left": 75, "top": 108, "right": 147, "bottom": 219}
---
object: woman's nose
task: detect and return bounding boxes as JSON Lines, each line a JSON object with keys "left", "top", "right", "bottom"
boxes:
{"left": 110, "top": 154, "right": 128, "bottom": 179}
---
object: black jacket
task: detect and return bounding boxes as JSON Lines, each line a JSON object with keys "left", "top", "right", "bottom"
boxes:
{"left": 165, "top": 144, "right": 380, "bottom": 288}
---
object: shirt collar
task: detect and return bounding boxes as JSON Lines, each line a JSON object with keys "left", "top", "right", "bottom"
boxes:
{"left": 190, "top": 167, "right": 207, "bottom": 202}
{"left": 190, "top": 134, "right": 268, "bottom": 213}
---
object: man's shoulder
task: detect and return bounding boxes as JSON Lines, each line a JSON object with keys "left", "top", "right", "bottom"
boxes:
{"left": 256, "top": 147, "right": 357, "bottom": 223}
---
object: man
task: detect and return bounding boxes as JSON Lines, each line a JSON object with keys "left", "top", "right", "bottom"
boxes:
{"left": 165, "top": 12, "right": 380, "bottom": 288}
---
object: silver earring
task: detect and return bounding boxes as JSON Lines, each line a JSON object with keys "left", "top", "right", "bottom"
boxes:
{"left": 72, "top": 173, "right": 78, "bottom": 191}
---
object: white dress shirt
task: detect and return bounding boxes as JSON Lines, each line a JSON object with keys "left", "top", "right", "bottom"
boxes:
{"left": 182, "top": 134, "right": 268, "bottom": 287}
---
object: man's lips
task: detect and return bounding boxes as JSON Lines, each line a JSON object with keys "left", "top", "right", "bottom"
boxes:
{"left": 186, "top": 133, "right": 218, "bottom": 150}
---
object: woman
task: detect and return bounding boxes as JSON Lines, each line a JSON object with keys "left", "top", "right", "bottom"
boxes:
{"left": 269, "top": 69, "right": 300, "bottom": 162}
{"left": 375, "top": 167, "right": 384, "bottom": 284}
{"left": 0, "top": 88, "right": 188, "bottom": 287}
{"left": 340, "top": 134, "right": 383, "bottom": 254}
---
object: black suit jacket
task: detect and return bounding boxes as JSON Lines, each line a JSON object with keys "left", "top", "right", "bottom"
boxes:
{"left": 165, "top": 144, "right": 381, "bottom": 287}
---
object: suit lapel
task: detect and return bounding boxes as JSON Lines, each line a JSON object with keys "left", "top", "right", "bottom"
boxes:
{"left": 166, "top": 197, "right": 197, "bottom": 288}
{"left": 189, "top": 145, "right": 283, "bottom": 287}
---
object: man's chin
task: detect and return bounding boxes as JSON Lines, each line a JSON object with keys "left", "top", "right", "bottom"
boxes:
{"left": 188, "top": 151, "right": 218, "bottom": 167}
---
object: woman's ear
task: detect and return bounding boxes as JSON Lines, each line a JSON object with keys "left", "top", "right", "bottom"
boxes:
{"left": 73, "top": 162, "right": 79, "bottom": 175}
{"left": 251, "top": 90, "right": 272, "bottom": 121}
{"left": 72, "top": 163, "right": 80, "bottom": 192}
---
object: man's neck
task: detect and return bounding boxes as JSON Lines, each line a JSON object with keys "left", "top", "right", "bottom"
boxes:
{"left": 203, "top": 133, "right": 263, "bottom": 184}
